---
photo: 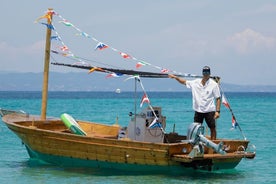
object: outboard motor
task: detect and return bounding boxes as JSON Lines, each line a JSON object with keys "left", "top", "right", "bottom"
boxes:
{"left": 186, "top": 123, "right": 226, "bottom": 158}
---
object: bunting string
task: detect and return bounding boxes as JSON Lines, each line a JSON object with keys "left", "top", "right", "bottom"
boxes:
{"left": 135, "top": 76, "right": 165, "bottom": 132}
{"left": 220, "top": 86, "right": 246, "bottom": 140}
{"left": 36, "top": 10, "right": 197, "bottom": 78}
{"left": 37, "top": 9, "right": 236, "bottom": 137}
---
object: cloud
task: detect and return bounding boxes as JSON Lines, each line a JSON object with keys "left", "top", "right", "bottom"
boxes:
{"left": 0, "top": 41, "right": 44, "bottom": 60}
{"left": 256, "top": 4, "right": 276, "bottom": 14}
{"left": 227, "top": 28, "right": 276, "bottom": 54}
{"left": 0, "top": 41, "right": 44, "bottom": 72}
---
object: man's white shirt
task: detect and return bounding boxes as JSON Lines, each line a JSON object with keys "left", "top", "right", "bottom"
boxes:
{"left": 186, "top": 78, "right": 220, "bottom": 113}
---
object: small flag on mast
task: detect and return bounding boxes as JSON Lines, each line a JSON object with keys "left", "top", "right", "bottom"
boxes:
{"left": 231, "top": 116, "right": 238, "bottom": 129}
{"left": 148, "top": 118, "right": 162, "bottom": 128}
{"left": 140, "top": 93, "right": 150, "bottom": 107}
{"left": 222, "top": 94, "right": 230, "bottom": 108}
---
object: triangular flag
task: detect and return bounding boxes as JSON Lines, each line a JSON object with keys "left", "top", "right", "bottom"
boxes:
{"left": 161, "top": 68, "right": 169, "bottom": 73}
{"left": 60, "top": 46, "right": 69, "bottom": 51}
{"left": 34, "top": 11, "right": 54, "bottom": 23}
{"left": 51, "top": 36, "right": 60, "bottom": 41}
{"left": 148, "top": 117, "right": 161, "bottom": 128}
{"left": 40, "top": 23, "right": 54, "bottom": 30}
{"left": 231, "top": 116, "right": 238, "bottom": 129}
{"left": 95, "top": 42, "right": 108, "bottom": 50}
{"left": 105, "top": 73, "right": 123, "bottom": 78}
{"left": 120, "top": 52, "right": 131, "bottom": 59}
{"left": 60, "top": 20, "right": 73, "bottom": 27}
{"left": 140, "top": 93, "right": 150, "bottom": 107}
{"left": 136, "top": 62, "right": 145, "bottom": 69}
{"left": 222, "top": 94, "right": 230, "bottom": 108}
{"left": 88, "top": 68, "right": 97, "bottom": 74}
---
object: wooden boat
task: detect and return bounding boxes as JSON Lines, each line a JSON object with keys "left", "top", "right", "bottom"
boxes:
{"left": 1, "top": 108, "right": 255, "bottom": 172}
{"left": 0, "top": 108, "right": 26, "bottom": 117}
{"left": 0, "top": 8, "right": 255, "bottom": 173}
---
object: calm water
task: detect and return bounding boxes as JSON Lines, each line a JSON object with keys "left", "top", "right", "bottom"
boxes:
{"left": 0, "top": 91, "right": 275, "bottom": 183}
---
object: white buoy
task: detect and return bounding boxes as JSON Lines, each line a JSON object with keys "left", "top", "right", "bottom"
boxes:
{"left": 115, "top": 88, "right": 121, "bottom": 93}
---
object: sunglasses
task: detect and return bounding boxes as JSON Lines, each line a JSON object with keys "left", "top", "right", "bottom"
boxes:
{"left": 202, "top": 70, "right": 210, "bottom": 75}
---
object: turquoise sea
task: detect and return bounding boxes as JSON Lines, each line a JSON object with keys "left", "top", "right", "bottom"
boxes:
{"left": 0, "top": 91, "right": 275, "bottom": 183}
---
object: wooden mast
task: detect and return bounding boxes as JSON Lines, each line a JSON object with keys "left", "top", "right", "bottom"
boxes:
{"left": 41, "top": 8, "right": 53, "bottom": 120}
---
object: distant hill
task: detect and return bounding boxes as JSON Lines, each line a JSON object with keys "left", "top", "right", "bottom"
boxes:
{"left": 0, "top": 72, "right": 275, "bottom": 92}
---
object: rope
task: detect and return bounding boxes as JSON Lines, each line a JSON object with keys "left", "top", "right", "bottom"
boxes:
{"left": 219, "top": 85, "right": 247, "bottom": 140}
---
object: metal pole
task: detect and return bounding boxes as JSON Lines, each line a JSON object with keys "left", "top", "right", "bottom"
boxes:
{"left": 134, "top": 77, "right": 137, "bottom": 139}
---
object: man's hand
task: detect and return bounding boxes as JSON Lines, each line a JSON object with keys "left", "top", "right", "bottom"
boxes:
{"left": 214, "top": 112, "right": 220, "bottom": 119}
{"left": 168, "top": 74, "right": 176, "bottom": 79}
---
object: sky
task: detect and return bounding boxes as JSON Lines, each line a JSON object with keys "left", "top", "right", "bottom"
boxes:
{"left": 1, "top": 0, "right": 276, "bottom": 86}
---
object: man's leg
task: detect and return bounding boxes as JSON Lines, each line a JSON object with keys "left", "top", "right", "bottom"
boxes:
{"left": 205, "top": 112, "right": 216, "bottom": 140}
{"left": 210, "top": 127, "right": 216, "bottom": 140}
{"left": 194, "top": 111, "right": 204, "bottom": 123}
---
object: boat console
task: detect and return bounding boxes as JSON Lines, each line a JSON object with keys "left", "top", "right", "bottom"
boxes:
{"left": 127, "top": 107, "right": 166, "bottom": 143}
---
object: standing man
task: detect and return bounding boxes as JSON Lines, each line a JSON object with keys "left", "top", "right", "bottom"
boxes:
{"left": 169, "top": 66, "right": 221, "bottom": 140}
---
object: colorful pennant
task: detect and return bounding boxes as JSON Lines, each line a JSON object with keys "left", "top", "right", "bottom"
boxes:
{"left": 105, "top": 73, "right": 123, "bottom": 78}
{"left": 140, "top": 93, "right": 150, "bottom": 107}
{"left": 95, "top": 42, "right": 109, "bottom": 50}
{"left": 36, "top": 10, "right": 199, "bottom": 78}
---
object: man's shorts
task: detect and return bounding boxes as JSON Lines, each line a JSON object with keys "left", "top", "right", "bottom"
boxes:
{"left": 194, "top": 111, "right": 216, "bottom": 128}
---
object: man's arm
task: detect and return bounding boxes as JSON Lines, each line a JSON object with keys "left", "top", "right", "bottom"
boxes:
{"left": 214, "top": 97, "right": 221, "bottom": 119}
{"left": 168, "top": 74, "right": 187, "bottom": 85}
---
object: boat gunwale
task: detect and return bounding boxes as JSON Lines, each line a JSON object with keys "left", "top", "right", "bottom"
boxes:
{"left": 2, "top": 113, "right": 251, "bottom": 153}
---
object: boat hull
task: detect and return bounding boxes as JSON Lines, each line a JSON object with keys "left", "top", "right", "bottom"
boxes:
{"left": 24, "top": 145, "right": 243, "bottom": 172}
{"left": 2, "top": 113, "right": 255, "bottom": 172}
{"left": 25, "top": 145, "right": 190, "bottom": 173}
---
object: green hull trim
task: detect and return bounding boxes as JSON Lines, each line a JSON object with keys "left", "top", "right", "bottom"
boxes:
{"left": 25, "top": 145, "right": 240, "bottom": 173}
{"left": 25, "top": 145, "right": 185, "bottom": 174}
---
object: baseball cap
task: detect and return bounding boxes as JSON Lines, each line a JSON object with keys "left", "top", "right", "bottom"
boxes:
{"left": 202, "top": 66, "right": 211, "bottom": 75}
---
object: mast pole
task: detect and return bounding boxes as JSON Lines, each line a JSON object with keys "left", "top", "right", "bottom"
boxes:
{"left": 41, "top": 8, "right": 53, "bottom": 120}
{"left": 134, "top": 77, "right": 137, "bottom": 139}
